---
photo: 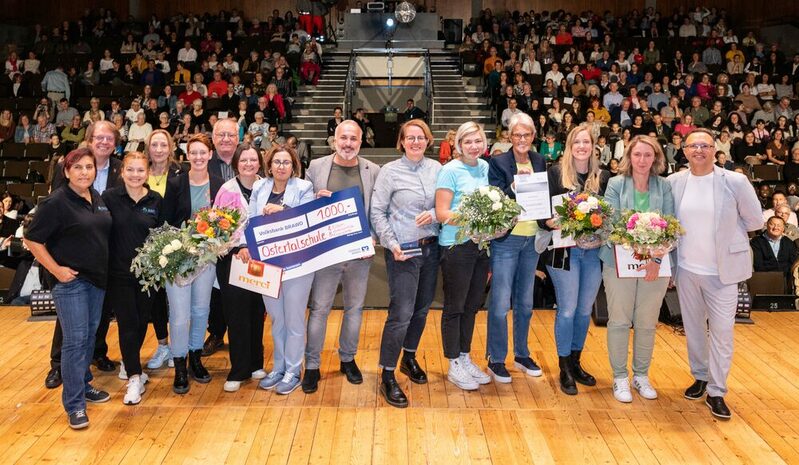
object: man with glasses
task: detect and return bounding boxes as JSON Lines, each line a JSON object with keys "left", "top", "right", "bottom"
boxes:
{"left": 669, "top": 128, "right": 762, "bottom": 419}
{"left": 302, "top": 120, "right": 380, "bottom": 393}
{"left": 201, "top": 118, "right": 242, "bottom": 356}
{"left": 46, "top": 121, "right": 124, "bottom": 389}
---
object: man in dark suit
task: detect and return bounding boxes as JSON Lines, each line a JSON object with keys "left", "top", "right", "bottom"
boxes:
{"left": 46, "top": 121, "right": 124, "bottom": 389}
{"left": 752, "top": 216, "right": 799, "bottom": 273}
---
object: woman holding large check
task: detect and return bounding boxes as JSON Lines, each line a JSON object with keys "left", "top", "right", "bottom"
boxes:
{"left": 599, "top": 135, "right": 673, "bottom": 404}
{"left": 242, "top": 145, "right": 315, "bottom": 395}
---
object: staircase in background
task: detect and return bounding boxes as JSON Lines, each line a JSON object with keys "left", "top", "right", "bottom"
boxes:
{"left": 282, "top": 51, "right": 350, "bottom": 158}
{"left": 283, "top": 50, "right": 496, "bottom": 167}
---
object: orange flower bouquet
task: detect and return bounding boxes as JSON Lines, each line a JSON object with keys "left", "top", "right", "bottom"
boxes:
{"left": 553, "top": 192, "right": 614, "bottom": 249}
{"left": 186, "top": 206, "right": 247, "bottom": 267}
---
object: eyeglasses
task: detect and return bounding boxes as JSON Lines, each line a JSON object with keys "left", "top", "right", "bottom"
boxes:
{"left": 215, "top": 132, "right": 238, "bottom": 139}
{"left": 404, "top": 136, "right": 427, "bottom": 142}
{"left": 685, "top": 143, "right": 714, "bottom": 152}
{"left": 511, "top": 133, "right": 533, "bottom": 140}
{"left": 272, "top": 160, "right": 293, "bottom": 167}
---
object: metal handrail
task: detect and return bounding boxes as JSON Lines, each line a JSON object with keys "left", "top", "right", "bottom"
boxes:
{"left": 343, "top": 50, "right": 357, "bottom": 118}
{"left": 423, "top": 49, "right": 435, "bottom": 125}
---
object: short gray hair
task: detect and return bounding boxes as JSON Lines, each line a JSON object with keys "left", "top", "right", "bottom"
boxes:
{"left": 507, "top": 113, "right": 536, "bottom": 139}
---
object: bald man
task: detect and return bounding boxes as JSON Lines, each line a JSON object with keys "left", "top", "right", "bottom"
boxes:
{"left": 302, "top": 120, "right": 380, "bottom": 393}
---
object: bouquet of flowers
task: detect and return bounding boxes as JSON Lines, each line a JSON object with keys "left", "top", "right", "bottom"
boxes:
{"left": 553, "top": 192, "right": 613, "bottom": 249}
{"left": 186, "top": 206, "right": 247, "bottom": 266}
{"left": 453, "top": 185, "right": 523, "bottom": 251}
{"left": 130, "top": 224, "right": 200, "bottom": 293}
{"left": 609, "top": 210, "right": 685, "bottom": 260}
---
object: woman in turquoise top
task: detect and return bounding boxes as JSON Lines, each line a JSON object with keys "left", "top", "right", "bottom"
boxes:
{"left": 434, "top": 121, "right": 493, "bottom": 391}
{"left": 539, "top": 131, "right": 563, "bottom": 162}
{"left": 599, "top": 135, "right": 674, "bottom": 404}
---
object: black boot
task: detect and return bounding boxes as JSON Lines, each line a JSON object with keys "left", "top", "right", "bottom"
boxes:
{"left": 558, "top": 356, "right": 578, "bottom": 395}
{"left": 570, "top": 350, "right": 596, "bottom": 386}
{"left": 188, "top": 350, "right": 212, "bottom": 383}
{"left": 173, "top": 357, "right": 189, "bottom": 394}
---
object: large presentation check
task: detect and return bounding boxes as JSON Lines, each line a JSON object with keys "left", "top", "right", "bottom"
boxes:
{"left": 244, "top": 186, "right": 375, "bottom": 280}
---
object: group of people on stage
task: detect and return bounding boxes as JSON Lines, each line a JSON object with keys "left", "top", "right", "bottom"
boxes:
{"left": 24, "top": 113, "right": 760, "bottom": 430}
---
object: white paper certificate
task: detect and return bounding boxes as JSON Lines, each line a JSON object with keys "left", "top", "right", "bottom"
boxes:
{"left": 514, "top": 172, "right": 551, "bottom": 220}
{"left": 550, "top": 194, "right": 576, "bottom": 248}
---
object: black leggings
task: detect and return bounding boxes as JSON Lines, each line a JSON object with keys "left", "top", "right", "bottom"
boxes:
{"left": 151, "top": 289, "right": 169, "bottom": 341}
{"left": 108, "top": 277, "right": 154, "bottom": 376}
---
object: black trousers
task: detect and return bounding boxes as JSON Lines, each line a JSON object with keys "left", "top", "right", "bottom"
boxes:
{"left": 108, "top": 277, "right": 153, "bottom": 376}
{"left": 50, "top": 292, "right": 112, "bottom": 369}
{"left": 216, "top": 252, "right": 265, "bottom": 381}
{"left": 151, "top": 289, "right": 168, "bottom": 341}
{"left": 439, "top": 242, "right": 490, "bottom": 360}
{"left": 208, "top": 287, "right": 226, "bottom": 338}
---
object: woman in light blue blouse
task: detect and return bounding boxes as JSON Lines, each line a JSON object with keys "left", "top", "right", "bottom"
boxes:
{"left": 371, "top": 119, "right": 441, "bottom": 408}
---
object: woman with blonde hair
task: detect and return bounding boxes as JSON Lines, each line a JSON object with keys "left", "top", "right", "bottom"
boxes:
{"left": 139, "top": 129, "right": 182, "bottom": 370}
{"left": 600, "top": 135, "right": 672, "bottom": 403}
{"left": 434, "top": 121, "right": 493, "bottom": 391}
{"left": 438, "top": 129, "right": 456, "bottom": 164}
{"left": 539, "top": 123, "right": 610, "bottom": 396}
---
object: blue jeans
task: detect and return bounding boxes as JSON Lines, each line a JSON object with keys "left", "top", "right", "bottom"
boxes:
{"left": 547, "top": 247, "right": 602, "bottom": 357}
{"left": 264, "top": 273, "right": 315, "bottom": 376}
{"left": 379, "top": 243, "right": 440, "bottom": 369}
{"left": 51, "top": 278, "right": 105, "bottom": 414}
{"left": 487, "top": 234, "right": 540, "bottom": 363}
{"left": 305, "top": 258, "right": 373, "bottom": 369}
{"left": 165, "top": 265, "right": 216, "bottom": 358}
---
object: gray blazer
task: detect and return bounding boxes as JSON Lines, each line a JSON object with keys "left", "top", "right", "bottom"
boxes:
{"left": 668, "top": 165, "right": 763, "bottom": 285}
{"left": 599, "top": 174, "right": 675, "bottom": 267}
{"left": 305, "top": 154, "right": 381, "bottom": 224}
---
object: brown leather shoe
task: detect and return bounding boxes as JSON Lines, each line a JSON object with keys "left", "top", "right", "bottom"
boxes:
{"left": 201, "top": 334, "right": 224, "bottom": 356}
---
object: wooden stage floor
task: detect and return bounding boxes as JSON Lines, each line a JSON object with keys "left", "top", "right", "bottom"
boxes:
{"left": 0, "top": 306, "right": 798, "bottom": 465}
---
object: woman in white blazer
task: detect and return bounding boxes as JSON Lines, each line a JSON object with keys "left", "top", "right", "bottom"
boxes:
{"left": 238, "top": 144, "right": 315, "bottom": 395}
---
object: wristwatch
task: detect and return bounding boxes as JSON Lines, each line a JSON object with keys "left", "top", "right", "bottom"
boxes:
{"left": 652, "top": 257, "right": 663, "bottom": 264}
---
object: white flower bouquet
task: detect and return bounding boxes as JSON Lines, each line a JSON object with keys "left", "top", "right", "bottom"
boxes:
{"left": 130, "top": 224, "right": 201, "bottom": 293}
{"left": 453, "top": 185, "right": 523, "bottom": 251}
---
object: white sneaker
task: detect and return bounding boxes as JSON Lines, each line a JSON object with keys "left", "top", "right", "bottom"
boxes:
{"left": 251, "top": 369, "right": 267, "bottom": 380}
{"left": 459, "top": 353, "right": 492, "bottom": 385}
{"left": 447, "top": 358, "right": 479, "bottom": 391}
{"left": 224, "top": 380, "right": 242, "bottom": 392}
{"left": 146, "top": 344, "right": 173, "bottom": 369}
{"left": 123, "top": 376, "right": 146, "bottom": 405}
{"left": 613, "top": 377, "right": 633, "bottom": 403}
{"left": 632, "top": 375, "right": 658, "bottom": 400}
{"left": 118, "top": 362, "right": 127, "bottom": 380}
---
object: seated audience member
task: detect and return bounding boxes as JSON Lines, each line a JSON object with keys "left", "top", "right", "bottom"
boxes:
{"left": 751, "top": 216, "right": 798, "bottom": 273}
{"left": 763, "top": 191, "right": 798, "bottom": 226}
{"left": 775, "top": 205, "right": 799, "bottom": 241}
